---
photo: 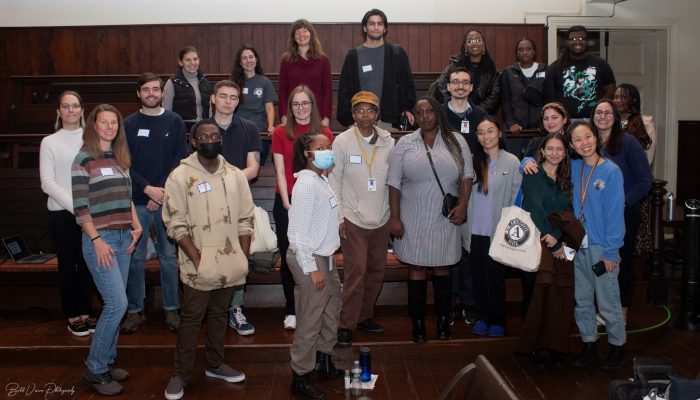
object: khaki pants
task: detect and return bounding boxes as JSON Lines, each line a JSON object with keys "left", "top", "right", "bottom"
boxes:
{"left": 339, "top": 220, "right": 390, "bottom": 330}
{"left": 287, "top": 250, "right": 341, "bottom": 374}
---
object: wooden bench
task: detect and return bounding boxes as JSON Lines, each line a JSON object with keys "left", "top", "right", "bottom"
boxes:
{"left": 7, "top": 72, "right": 439, "bottom": 136}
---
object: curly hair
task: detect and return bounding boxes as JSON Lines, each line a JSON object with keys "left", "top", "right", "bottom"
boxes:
{"left": 230, "top": 44, "right": 264, "bottom": 89}
{"left": 616, "top": 84, "right": 651, "bottom": 150}
{"left": 291, "top": 131, "right": 321, "bottom": 173}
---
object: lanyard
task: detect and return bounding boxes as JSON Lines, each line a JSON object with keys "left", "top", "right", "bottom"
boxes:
{"left": 578, "top": 155, "right": 600, "bottom": 221}
{"left": 353, "top": 126, "right": 378, "bottom": 178}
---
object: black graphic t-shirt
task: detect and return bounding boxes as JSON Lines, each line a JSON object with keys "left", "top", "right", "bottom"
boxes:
{"left": 544, "top": 54, "right": 616, "bottom": 119}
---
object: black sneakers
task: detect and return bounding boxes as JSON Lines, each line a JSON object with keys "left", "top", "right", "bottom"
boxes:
{"left": 83, "top": 370, "right": 123, "bottom": 396}
{"left": 602, "top": 344, "right": 625, "bottom": 370}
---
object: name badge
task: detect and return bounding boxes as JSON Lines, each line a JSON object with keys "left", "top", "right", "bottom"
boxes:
{"left": 368, "top": 178, "right": 377, "bottom": 192}
{"left": 536, "top": 71, "right": 546, "bottom": 79}
{"left": 580, "top": 234, "right": 588, "bottom": 249}
{"left": 362, "top": 64, "right": 373, "bottom": 73}
{"left": 197, "top": 182, "right": 212, "bottom": 194}
{"left": 100, "top": 167, "right": 114, "bottom": 176}
{"left": 460, "top": 120, "right": 470, "bottom": 134}
{"left": 137, "top": 129, "right": 150, "bottom": 137}
{"left": 349, "top": 155, "right": 362, "bottom": 164}
{"left": 329, "top": 194, "right": 338, "bottom": 209}
{"left": 242, "top": 87, "right": 249, "bottom": 94}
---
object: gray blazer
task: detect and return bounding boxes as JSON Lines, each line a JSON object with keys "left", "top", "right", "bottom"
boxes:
{"left": 462, "top": 150, "right": 522, "bottom": 252}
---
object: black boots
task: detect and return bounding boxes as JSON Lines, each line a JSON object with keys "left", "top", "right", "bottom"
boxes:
{"left": 408, "top": 280, "right": 427, "bottom": 343}
{"left": 573, "top": 342, "right": 599, "bottom": 367}
{"left": 433, "top": 275, "right": 452, "bottom": 340}
{"left": 602, "top": 344, "right": 625, "bottom": 370}
{"left": 315, "top": 351, "right": 342, "bottom": 379}
{"left": 292, "top": 371, "right": 326, "bottom": 400}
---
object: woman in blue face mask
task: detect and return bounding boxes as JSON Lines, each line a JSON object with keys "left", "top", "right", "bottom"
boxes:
{"left": 286, "top": 131, "right": 342, "bottom": 399}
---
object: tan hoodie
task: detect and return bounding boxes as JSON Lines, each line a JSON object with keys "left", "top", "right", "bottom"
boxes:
{"left": 163, "top": 153, "right": 255, "bottom": 291}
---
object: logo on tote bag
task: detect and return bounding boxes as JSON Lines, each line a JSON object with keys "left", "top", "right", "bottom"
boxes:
{"left": 504, "top": 218, "right": 531, "bottom": 247}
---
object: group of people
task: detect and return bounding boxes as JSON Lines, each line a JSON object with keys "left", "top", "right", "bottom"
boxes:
{"left": 37, "top": 8, "right": 656, "bottom": 400}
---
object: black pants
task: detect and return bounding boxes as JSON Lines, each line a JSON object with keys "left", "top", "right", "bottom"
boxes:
{"left": 273, "top": 193, "right": 295, "bottom": 315}
{"left": 468, "top": 235, "right": 506, "bottom": 326}
{"left": 619, "top": 202, "right": 643, "bottom": 308}
{"left": 49, "top": 210, "right": 93, "bottom": 318}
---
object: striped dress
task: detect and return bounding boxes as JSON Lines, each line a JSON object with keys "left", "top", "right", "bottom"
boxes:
{"left": 387, "top": 129, "right": 473, "bottom": 266}
{"left": 71, "top": 151, "right": 133, "bottom": 230}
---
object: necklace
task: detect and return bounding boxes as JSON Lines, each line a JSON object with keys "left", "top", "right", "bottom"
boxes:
{"left": 578, "top": 155, "right": 600, "bottom": 223}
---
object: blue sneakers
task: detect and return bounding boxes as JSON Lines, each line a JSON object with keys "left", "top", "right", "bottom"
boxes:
{"left": 229, "top": 307, "right": 255, "bottom": 336}
{"left": 472, "top": 320, "right": 488, "bottom": 335}
{"left": 487, "top": 324, "right": 505, "bottom": 337}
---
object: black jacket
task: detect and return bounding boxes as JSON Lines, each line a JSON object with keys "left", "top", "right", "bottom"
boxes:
{"left": 337, "top": 44, "right": 416, "bottom": 128}
{"left": 170, "top": 69, "right": 212, "bottom": 121}
{"left": 436, "top": 55, "right": 501, "bottom": 115}
{"left": 500, "top": 62, "right": 547, "bottom": 130}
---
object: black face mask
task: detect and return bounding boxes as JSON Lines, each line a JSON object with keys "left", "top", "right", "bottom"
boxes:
{"left": 197, "top": 142, "right": 222, "bottom": 159}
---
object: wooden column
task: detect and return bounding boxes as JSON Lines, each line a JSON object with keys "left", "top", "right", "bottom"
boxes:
{"left": 649, "top": 179, "right": 668, "bottom": 305}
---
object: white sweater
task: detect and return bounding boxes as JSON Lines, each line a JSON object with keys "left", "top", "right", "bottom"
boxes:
{"left": 39, "top": 128, "right": 83, "bottom": 212}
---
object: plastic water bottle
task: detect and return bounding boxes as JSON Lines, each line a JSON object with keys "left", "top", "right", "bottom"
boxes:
{"left": 359, "top": 347, "right": 371, "bottom": 382}
{"left": 667, "top": 192, "right": 675, "bottom": 220}
{"left": 351, "top": 360, "right": 362, "bottom": 396}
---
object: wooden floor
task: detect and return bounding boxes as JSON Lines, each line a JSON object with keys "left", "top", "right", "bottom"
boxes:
{"left": 1, "top": 302, "right": 698, "bottom": 400}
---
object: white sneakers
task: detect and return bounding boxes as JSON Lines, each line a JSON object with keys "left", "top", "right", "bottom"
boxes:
{"left": 283, "top": 315, "right": 297, "bottom": 330}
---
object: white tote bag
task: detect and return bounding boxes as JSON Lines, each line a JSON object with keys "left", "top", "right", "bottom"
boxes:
{"left": 488, "top": 206, "right": 541, "bottom": 272}
{"left": 250, "top": 206, "right": 278, "bottom": 254}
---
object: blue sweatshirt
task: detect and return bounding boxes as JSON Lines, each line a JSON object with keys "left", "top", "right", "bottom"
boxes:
{"left": 601, "top": 133, "right": 652, "bottom": 207}
{"left": 571, "top": 158, "right": 625, "bottom": 261}
{"left": 125, "top": 110, "right": 188, "bottom": 205}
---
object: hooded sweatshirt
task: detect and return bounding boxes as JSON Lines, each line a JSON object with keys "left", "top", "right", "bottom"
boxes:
{"left": 163, "top": 152, "right": 255, "bottom": 291}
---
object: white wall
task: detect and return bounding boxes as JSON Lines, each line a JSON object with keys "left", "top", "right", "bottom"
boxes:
{"left": 0, "top": 0, "right": 583, "bottom": 26}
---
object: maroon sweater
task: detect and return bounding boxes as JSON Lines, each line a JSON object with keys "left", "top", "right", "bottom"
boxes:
{"left": 278, "top": 55, "right": 332, "bottom": 119}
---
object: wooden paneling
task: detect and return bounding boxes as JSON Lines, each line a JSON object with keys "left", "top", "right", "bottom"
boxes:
{"left": 677, "top": 121, "right": 700, "bottom": 203}
{"left": 0, "top": 23, "right": 546, "bottom": 132}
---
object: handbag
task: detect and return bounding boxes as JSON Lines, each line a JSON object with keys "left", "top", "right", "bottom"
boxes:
{"left": 424, "top": 140, "right": 458, "bottom": 218}
{"left": 488, "top": 206, "right": 542, "bottom": 272}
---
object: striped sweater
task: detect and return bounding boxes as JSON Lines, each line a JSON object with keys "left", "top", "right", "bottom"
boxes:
{"left": 71, "top": 151, "right": 133, "bottom": 230}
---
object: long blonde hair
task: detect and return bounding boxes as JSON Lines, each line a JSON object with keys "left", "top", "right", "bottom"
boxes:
{"left": 283, "top": 19, "right": 326, "bottom": 63}
{"left": 82, "top": 104, "right": 131, "bottom": 169}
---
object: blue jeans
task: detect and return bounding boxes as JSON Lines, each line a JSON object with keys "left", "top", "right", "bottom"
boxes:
{"left": 574, "top": 244, "right": 626, "bottom": 346}
{"left": 126, "top": 205, "right": 180, "bottom": 312}
{"left": 83, "top": 229, "right": 131, "bottom": 374}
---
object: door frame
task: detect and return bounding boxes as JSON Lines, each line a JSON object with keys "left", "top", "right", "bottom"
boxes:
{"left": 548, "top": 17, "right": 680, "bottom": 192}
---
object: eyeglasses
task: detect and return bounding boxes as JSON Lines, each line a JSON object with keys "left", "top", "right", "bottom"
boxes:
{"left": 195, "top": 134, "right": 223, "bottom": 143}
{"left": 568, "top": 37, "right": 586, "bottom": 43}
{"left": 449, "top": 80, "right": 472, "bottom": 86}
{"left": 60, "top": 104, "right": 82, "bottom": 110}
{"left": 476, "top": 127, "right": 499, "bottom": 136}
{"left": 465, "top": 38, "right": 483, "bottom": 44}
{"left": 353, "top": 108, "right": 377, "bottom": 116}
{"left": 291, "top": 101, "right": 312, "bottom": 109}
{"left": 594, "top": 110, "right": 614, "bottom": 118}
{"left": 415, "top": 109, "right": 435, "bottom": 117}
